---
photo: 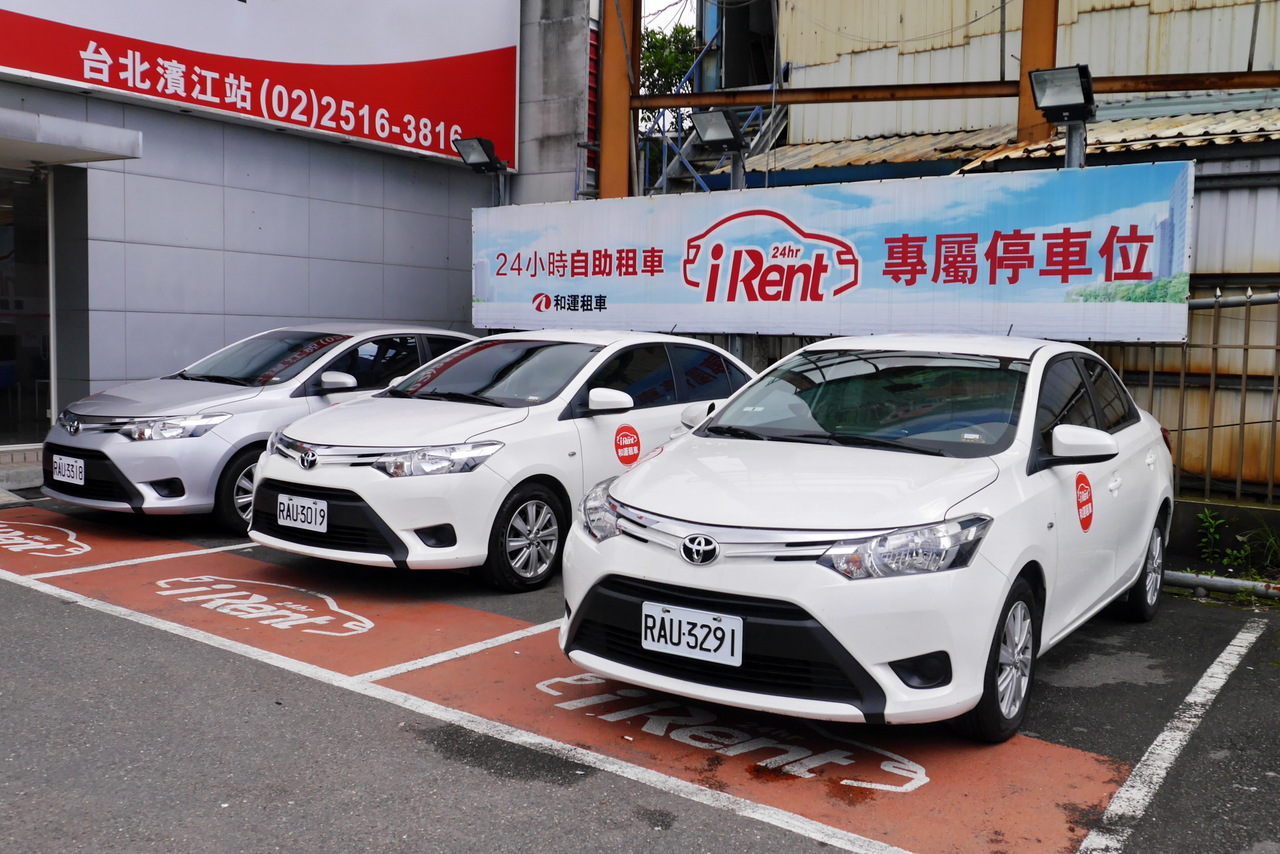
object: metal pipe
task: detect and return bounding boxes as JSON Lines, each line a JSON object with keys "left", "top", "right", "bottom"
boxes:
{"left": 1164, "top": 571, "right": 1280, "bottom": 600}
{"left": 631, "top": 70, "right": 1280, "bottom": 110}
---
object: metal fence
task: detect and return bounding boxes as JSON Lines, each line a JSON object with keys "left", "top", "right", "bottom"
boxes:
{"left": 1095, "top": 284, "right": 1280, "bottom": 508}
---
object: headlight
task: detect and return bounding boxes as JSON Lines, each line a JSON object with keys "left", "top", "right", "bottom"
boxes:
{"left": 121, "top": 413, "right": 231, "bottom": 441}
{"left": 818, "top": 515, "right": 991, "bottom": 580}
{"left": 580, "top": 477, "right": 620, "bottom": 542}
{"left": 265, "top": 428, "right": 284, "bottom": 457}
{"left": 56, "top": 409, "right": 79, "bottom": 432}
{"left": 373, "top": 441, "right": 502, "bottom": 477}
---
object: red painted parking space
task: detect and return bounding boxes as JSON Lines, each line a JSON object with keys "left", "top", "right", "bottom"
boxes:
{"left": 380, "top": 633, "right": 1126, "bottom": 854}
{"left": 0, "top": 507, "right": 202, "bottom": 574}
{"left": 45, "top": 550, "right": 531, "bottom": 676}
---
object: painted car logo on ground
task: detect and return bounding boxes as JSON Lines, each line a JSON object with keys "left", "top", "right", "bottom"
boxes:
{"left": 0, "top": 521, "right": 91, "bottom": 558}
{"left": 154, "top": 575, "right": 375, "bottom": 636}
{"left": 683, "top": 209, "right": 861, "bottom": 303}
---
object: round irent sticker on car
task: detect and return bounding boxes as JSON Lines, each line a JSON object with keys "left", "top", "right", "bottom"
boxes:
{"left": 615, "top": 424, "right": 641, "bottom": 466}
{"left": 1075, "top": 472, "right": 1094, "bottom": 532}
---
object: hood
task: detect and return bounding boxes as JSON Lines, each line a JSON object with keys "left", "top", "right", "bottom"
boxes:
{"left": 67, "top": 378, "right": 263, "bottom": 416}
{"left": 282, "top": 395, "right": 530, "bottom": 447}
{"left": 612, "top": 435, "right": 1000, "bottom": 531}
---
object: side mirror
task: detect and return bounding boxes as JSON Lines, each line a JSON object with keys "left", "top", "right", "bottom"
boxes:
{"left": 319, "top": 371, "right": 358, "bottom": 391}
{"left": 1031, "top": 424, "right": 1119, "bottom": 473}
{"left": 679, "top": 400, "right": 716, "bottom": 430}
{"left": 588, "top": 387, "right": 634, "bottom": 413}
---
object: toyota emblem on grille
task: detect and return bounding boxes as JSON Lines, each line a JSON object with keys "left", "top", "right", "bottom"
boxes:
{"left": 66, "top": 418, "right": 81, "bottom": 436}
{"left": 680, "top": 534, "right": 719, "bottom": 566}
{"left": 299, "top": 450, "right": 318, "bottom": 470}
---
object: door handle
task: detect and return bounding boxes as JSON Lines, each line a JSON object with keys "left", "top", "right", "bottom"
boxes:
{"left": 1108, "top": 476, "right": 1123, "bottom": 493}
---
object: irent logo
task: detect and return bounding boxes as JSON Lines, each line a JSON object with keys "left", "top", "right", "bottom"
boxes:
{"left": 683, "top": 209, "right": 860, "bottom": 303}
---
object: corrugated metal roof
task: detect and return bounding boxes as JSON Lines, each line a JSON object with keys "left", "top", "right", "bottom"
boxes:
{"left": 741, "top": 109, "right": 1280, "bottom": 173}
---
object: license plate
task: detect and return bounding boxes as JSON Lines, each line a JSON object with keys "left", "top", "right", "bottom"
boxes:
{"left": 52, "top": 454, "right": 85, "bottom": 486}
{"left": 277, "top": 494, "right": 328, "bottom": 533}
{"left": 641, "top": 602, "right": 743, "bottom": 667}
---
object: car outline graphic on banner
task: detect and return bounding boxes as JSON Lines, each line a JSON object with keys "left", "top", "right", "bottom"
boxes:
{"left": 682, "top": 209, "right": 862, "bottom": 302}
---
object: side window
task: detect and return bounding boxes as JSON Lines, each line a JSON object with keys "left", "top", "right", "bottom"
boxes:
{"left": 1080, "top": 358, "right": 1137, "bottom": 432}
{"left": 423, "top": 335, "right": 468, "bottom": 360}
{"left": 326, "top": 336, "right": 422, "bottom": 389}
{"left": 1035, "top": 358, "right": 1097, "bottom": 445}
{"left": 589, "top": 345, "right": 677, "bottom": 408}
{"left": 671, "top": 345, "right": 732, "bottom": 402}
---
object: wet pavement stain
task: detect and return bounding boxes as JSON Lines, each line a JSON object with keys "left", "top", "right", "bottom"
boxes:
{"left": 407, "top": 722, "right": 597, "bottom": 786}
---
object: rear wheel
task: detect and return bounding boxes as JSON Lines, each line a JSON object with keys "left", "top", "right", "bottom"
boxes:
{"left": 953, "top": 578, "right": 1039, "bottom": 743}
{"left": 213, "top": 446, "right": 262, "bottom": 535}
{"left": 474, "top": 484, "right": 565, "bottom": 592}
{"left": 1118, "top": 524, "right": 1163, "bottom": 622}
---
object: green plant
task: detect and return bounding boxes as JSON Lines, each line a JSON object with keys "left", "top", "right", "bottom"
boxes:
{"left": 1196, "top": 508, "right": 1226, "bottom": 562}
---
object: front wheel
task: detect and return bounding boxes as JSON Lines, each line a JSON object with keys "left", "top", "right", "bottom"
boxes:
{"left": 1118, "top": 524, "right": 1163, "bottom": 622}
{"left": 473, "top": 484, "right": 566, "bottom": 593}
{"left": 213, "top": 446, "right": 262, "bottom": 535}
{"left": 952, "top": 577, "right": 1039, "bottom": 743}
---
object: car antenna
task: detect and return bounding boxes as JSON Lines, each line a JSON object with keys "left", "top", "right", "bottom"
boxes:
{"left": 1006, "top": 324, "right": 1014, "bottom": 336}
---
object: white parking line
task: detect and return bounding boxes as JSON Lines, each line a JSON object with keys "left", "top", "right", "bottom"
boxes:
{"left": 1077, "top": 617, "right": 1268, "bottom": 853}
{"left": 0, "top": 567, "right": 914, "bottom": 854}
{"left": 28, "top": 543, "right": 256, "bottom": 579}
{"left": 352, "top": 620, "right": 563, "bottom": 682}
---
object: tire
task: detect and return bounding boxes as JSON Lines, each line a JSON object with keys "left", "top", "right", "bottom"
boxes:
{"left": 213, "top": 446, "right": 262, "bottom": 535}
{"left": 1118, "top": 524, "right": 1163, "bottom": 623}
{"left": 474, "top": 484, "right": 566, "bottom": 593}
{"left": 952, "top": 578, "right": 1039, "bottom": 743}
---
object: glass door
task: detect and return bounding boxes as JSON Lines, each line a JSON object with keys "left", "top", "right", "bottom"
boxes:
{"left": 0, "top": 171, "right": 51, "bottom": 445}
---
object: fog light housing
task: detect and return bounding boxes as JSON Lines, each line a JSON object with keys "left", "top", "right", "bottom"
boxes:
{"left": 889, "top": 651, "right": 953, "bottom": 689}
{"left": 148, "top": 478, "right": 186, "bottom": 498}
{"left": 416, "top": 524, "right": 457, "bottom": 548}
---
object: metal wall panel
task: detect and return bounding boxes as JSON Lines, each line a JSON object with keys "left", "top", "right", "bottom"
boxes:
{"left": 782, "top": 0, "right": 1279, "bottom": 143}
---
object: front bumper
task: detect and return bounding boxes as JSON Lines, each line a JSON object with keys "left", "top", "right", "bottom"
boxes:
{"left": 248, "top": 451, "right": 509, "bottom": 570}
{"left": 560, "top": 521, "right": 1011, "bottom": 726}
{"left": 41, "top": 432, "right": 228, "bottom": 515}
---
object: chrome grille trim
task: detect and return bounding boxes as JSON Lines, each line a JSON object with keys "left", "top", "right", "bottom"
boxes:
{"left": 613, "top": 500, "right": 892, "bottom": 560}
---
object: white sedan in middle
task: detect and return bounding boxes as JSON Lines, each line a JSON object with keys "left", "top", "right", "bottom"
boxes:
{"left": 249, "top": 329, "right": 753, "bottom": 591}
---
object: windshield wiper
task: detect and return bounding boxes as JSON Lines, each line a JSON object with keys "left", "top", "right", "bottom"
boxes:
{"left": 704, "top": 424, "right": 771, "bottom": 441}
{"left": 176, "top": 371, "right": 251, "bottom": 386}
{"left": 414, "top": 391, "right": 508, "bottom": 407}
{"left": 789, "top": 432, "right": 947, "bottom": 456}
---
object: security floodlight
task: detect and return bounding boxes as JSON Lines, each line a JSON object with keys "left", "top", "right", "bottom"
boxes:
{"left": 1029, "top": 65, "right": 1097, "bottom": 124}
{"left": 1029, "top": 64, "right": 1096, "bottom": 168}
{"left": 452, "top": 137, "right": 506, "bottom": 173}
{"left": 690, "top": 110, "right": 747, "bottom": 153}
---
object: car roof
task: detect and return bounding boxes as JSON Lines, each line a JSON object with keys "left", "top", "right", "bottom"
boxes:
{"left": 265, "top": 322, "right": 476, "bottom": 339}
{"left": 485, "top": 328, "right": 728, "bottom": 348}
{"left": 803, "top": 332, "right": 1082, "bottom": 361}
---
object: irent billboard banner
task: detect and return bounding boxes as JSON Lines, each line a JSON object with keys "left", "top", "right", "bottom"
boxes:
{"left": 0, "top": 0, "right": 519, "bottom": 166}
{"left": 473, "top": 162, "right": 1194, "bottom": 342}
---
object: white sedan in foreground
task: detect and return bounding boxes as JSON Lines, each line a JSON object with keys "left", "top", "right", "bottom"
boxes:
{"left": 249, "top": 330, "right": 753, "bottom": 591}
{"left": 561, "top": 334, "right": 1173, "bottom": 742}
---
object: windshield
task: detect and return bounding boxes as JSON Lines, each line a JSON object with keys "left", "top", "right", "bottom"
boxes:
{"left": 703, "top": 349, "right": 1030, "bottom": 458}
{"left": 391, "top": 339, "right": 602, "bottom": 408}
{"left": 178, "top": 331, "right": 353, "bottom": 386}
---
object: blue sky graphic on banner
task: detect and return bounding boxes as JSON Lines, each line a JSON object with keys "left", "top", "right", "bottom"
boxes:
{"left": 472, "top": 162, "right": 1193, "bottom": 342}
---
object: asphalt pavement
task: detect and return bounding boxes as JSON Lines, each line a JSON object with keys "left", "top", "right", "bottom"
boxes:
{"left": 1, "top": 489, "right": 1276, "bottom": 854}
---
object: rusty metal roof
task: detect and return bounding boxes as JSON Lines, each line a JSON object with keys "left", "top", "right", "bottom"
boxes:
{"left": 741, "top": 108, "right": 1280, "bottom": 173}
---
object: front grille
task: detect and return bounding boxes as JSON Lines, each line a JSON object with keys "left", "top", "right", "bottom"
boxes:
{"left": 251, "top": 479, "right": 406, "bottom": 561}
{"left": 42, "top": 443, "right": 143, "bottom": 506}
{"left": 565, "top": 576, "right": 886, "bottom": 717}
